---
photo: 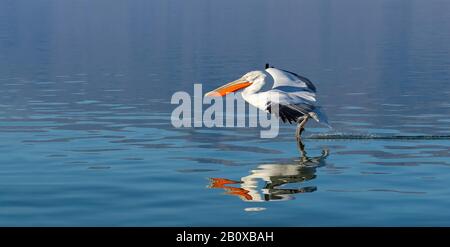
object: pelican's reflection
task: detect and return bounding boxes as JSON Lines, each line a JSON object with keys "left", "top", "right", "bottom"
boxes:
{"left": 208, "top": 141, "right": 329, "bottom": 202}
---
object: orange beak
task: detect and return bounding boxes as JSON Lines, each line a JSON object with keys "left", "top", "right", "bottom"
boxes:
{"left": 204, "top": 79, "right": 252, "bottom": 97}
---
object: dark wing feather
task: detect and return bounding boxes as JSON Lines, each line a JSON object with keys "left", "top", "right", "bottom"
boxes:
{"left": 266, "top": 102, "right": 315, "bottom": 124}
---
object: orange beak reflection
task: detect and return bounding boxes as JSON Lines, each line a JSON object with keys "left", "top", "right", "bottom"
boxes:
{"left": 204, "top": 79, "right": 252, "bottom": 97}
{"left": 208, "top": 178, "right": 253, "bottom": 201}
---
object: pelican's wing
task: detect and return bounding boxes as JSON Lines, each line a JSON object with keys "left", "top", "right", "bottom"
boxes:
{"left": 263, "top": 89, "right": 330, "bottom": 127}
{"left": 266, "top": 101, "right": 314, "bottom": 124}
{"left": 265, "top": 67, "right": 316, "bottom": 92}
{"left": 263, "top": 91, "right": 315, "bottom": 124}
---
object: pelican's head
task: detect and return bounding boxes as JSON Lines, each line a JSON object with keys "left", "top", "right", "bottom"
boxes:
{"left": 205, "top": 71, "right": 266, "bottom": 97}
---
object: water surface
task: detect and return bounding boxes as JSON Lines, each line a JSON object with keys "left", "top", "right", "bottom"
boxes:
{"left": 1, "top": 0, "right": 450, "bottom": 226}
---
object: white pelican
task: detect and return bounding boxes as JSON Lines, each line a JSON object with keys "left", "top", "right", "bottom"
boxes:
{"left": 205, "top": 64, "right": 330, "bottom": 139}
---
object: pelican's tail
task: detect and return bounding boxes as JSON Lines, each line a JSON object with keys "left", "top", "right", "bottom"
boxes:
{"left": 309, "top": 107, "right": 332, "bottom": 129}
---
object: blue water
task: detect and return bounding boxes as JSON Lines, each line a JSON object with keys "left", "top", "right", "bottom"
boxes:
{"left": 1, "top": 0, "right": 450, "bottom": 226}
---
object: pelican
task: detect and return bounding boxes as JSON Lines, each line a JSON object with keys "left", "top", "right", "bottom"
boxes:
{"left": 205, "top": 64, "right": 330, "bottom": 140}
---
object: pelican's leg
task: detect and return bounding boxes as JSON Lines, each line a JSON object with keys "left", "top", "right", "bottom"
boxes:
{"left": 296, "top": 116, "right": 309, "bottom": 159}
{"left": 295, "top": 118, "right": 303, "bottom": 141}
{"left": 296, "top": 138, "right": 307, "bottom": 158}
{"left": 295, "top": 116, "right": 309, "bottom": 140}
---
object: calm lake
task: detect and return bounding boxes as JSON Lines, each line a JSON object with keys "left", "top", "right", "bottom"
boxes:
{"left": 1, "top": 0, "right": 450, "bottom": 226}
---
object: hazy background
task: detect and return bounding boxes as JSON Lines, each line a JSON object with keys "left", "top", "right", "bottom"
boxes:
{"left": 1, "top": 0, "right": 450, "bottom": 226}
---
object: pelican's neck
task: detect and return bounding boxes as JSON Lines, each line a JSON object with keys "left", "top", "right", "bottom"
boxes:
{"left": 242, "top": 78, "right": 266, "bottom": 96}
{"left": 241, "top": 78, "right": 267, "bottom": 111}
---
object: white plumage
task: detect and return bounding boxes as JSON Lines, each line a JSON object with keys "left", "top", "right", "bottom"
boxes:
{"left": 242, "top": 67, "right": 329, "bottom": 126}
{"left": 205, "top": 65, "right": 330, "bottom": 138}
